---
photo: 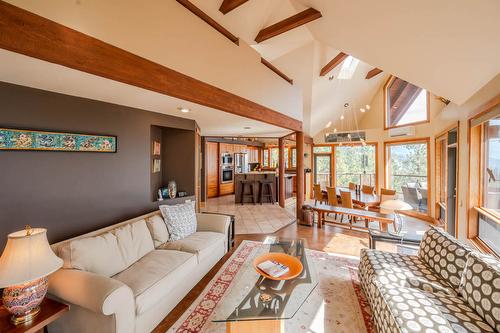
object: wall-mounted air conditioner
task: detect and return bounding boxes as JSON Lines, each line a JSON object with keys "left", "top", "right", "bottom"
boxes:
{"left": 388, "top": 126, "right": 415, "bottom": 138}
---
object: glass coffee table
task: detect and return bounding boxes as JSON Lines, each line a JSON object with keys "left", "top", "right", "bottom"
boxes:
{"left": 212, "top": 237, "right": 318, "bottom": 332}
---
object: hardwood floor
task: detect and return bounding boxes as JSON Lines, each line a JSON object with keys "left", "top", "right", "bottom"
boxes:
{"left": 151, "top": 222, "right": 407, "bottom": 332}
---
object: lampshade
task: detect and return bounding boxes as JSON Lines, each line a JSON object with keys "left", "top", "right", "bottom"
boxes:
{"left": 380, "top": 199, "right": 413, "bottom": 214}
{"left": 0, "top": 228, "right": 62, "bottom": 288}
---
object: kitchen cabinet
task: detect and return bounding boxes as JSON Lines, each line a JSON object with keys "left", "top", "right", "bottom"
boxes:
{"left": 219, "top": 182, "right": 234, "bottom": 195}
{"left": 206, "top": 142, "right": 219, "bottom": 198}
{"left": 247, "top": 146, "right": 259, "bottom": 163}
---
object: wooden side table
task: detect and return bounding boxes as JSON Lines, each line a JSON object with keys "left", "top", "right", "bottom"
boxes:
{"left": 0, "top": 298, "right": 69, "bottom": 333}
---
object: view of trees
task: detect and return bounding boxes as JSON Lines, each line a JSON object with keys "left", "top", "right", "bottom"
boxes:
{"left": 335, "top": 145, "right": 376, "bottom": 187}
{"left": 388, "top": 142, "right": 428, "bottom": 193}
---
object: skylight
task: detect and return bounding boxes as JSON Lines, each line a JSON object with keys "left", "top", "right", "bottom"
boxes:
{"left": 337, "top": 56, "right": 359, "bottom": 80}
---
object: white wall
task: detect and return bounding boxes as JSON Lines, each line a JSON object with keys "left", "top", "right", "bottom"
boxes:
{"left": 6, "top": 0, "right": 303, "bottom": 121}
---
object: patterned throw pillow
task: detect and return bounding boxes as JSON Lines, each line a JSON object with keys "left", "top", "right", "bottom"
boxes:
{"left": 460, "top": 252, "right": 500, "bottom": 332}
{"left": 159, "top": 201, "right": 197, "bottom": 242}
{"left": 418, "top": 226, "right": 472, "bottom": 291}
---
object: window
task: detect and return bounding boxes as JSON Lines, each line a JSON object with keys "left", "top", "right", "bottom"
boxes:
{"left": 469, "top": 103, "right": 500, "bottom": 255}
{"left": 483, "top": 117, "right": 500, "bottom": 214}
{"left": 385, "top": 76, "right": 429, "bottom": 129}
{"left": 314, "top": 154, "right": 331, "bottom": 188}
{"left": 284, "top": 148, "right": 289, "bottom": 168}
{"left": 436, "top": 137, "right": 447, "bottom": 206}
{"left": 269, "top": 148, "right": 279, "bottom": 168}
{"left": 385, "top": 139, "right": 430, "bottom": 214}
{"left": 291, "top": 148, "right": 297, "bottom": 168}
{"left": 313, "top": 146, "right": 332, "bottom": 154}
{"left": 337, "top": 56, "right": 360, "bottom": 80}
{"left": 263, "top": 149, "right": 269, "bottom": 167}
{"left": 334, "top": 144, "right": 376, "bottom": 188}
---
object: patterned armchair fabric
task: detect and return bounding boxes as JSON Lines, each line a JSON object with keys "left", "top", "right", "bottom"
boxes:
{"left": 418, "top": 226, "right": 473, "bottom": 292}
{"left": 359, "top": 227, "right": 498, "bottom": 333}
{"left": 460, "top": 252, "right": 500, "bottom": 331}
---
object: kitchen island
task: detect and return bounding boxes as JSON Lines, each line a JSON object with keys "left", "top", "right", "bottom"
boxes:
{"left": 234, "top": 172, "right": 295, "bottom": 204}
{"left": 234, "top": 172, "right": 276, "bottom": 204}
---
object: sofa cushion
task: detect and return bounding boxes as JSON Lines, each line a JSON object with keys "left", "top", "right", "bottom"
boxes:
{"left": 59, "top": 232, "right": 127, "bottom": 277}
{"left": 460, "top": 252, "right": 500, "bottom": 332}
{"left": 360, "top": 249, "right": 456, "bottom": 296}
{"left": 418, "top": 226, "right": 472, "bottom": 291}
{"left": 114, "top": 220, "right": 154, "bottom": 267}
{"left": 145, "top": 214, "right": 170, "bottom": 247}
{"left": 113, "top": 250, "right": 196, "bottom": 314}
{"left": 158, "top": 231, "right": 225, "bottom": 263}
{"left": 374, "top": 282, "right": 495, "bottom": 333}
{"left": 159, "top": 201, "right": 197, "bottom": 241}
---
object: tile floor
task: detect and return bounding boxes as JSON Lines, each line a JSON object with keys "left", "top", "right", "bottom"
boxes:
{"left": 203, "top": 195, "right": 296, "bottom": 234}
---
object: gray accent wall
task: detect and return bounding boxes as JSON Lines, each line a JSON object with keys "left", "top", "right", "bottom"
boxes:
{"left": 0, "top": 82, "right": 196, "bottom": 248}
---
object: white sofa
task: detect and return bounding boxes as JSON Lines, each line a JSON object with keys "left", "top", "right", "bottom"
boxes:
{"left": 48, "top": 210, "right": 231, "bottom": 333}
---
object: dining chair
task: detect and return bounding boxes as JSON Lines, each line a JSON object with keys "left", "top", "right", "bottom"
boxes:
{"left": 362, "top": 185, "right": 375, "bottom": 194}
{"left": 348, "top": 182, "right": 357, "bottom": 190}
{"left": 313, "top": 184, "right": 325, "bottom": 205}
{"left": 326, "top": 187, "right": 340, "bottom": 221}
{"left": 340, "top": 190, "right": 354, "bottom": 225}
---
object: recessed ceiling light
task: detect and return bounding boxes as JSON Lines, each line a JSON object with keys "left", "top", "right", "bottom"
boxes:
{"left": 328, "top": 75, "right": 334, "bottom": 80}
{"left": 340, "top": 115, "right": 345, "bottom": 120}
{"left": 344, "top": 103, "right": 349, "bottom": 108}
{"left": 178, "top": 107, "right": 190, "bottom": 113}
{"left": 243, "top": 126, "right": 251, "bottom": 129}
{"left": 325, "top": 121, "right": 332, "bottom": 128}
{"left": 366, "top": 104, "right": 371, "bottom": 110}
{"left": 360, "top": 108, "right": 366, "bottom": 113}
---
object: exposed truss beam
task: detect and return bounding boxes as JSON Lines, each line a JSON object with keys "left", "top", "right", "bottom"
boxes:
{"left": 219, "top": 0, "right": 249, "bottom": 14}
{"left": 177, "top": 0, "right": 239, "bottom": 45}
{"left": 255, "top": 8, "right": 322, "bottom": 43}
{"left": 366, "top": 68, "right": 383, "bottom": 79}
{"left": 319, "top": 52, "right": 348, "bottom": 77}
{"left": 261, "top": 58, "right": 293, "bottom": 85}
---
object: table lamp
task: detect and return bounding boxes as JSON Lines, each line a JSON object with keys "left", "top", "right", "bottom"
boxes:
{"left": 0, "top": 226, "right": 62, "bottom": 325}
{"left": 380, "top": 199, "right": 413, "bottom": 235}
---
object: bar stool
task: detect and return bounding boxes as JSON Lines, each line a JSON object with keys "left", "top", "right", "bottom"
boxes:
{"left": 259, "top": 179, "right": 275, "bottom": 204}
{"left": 240, "top": 180, "right": 255, "bottom": 205}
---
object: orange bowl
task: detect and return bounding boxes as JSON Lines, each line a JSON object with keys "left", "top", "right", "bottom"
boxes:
{"left": 253, "top": 253, "right": 303, "bottom": 280}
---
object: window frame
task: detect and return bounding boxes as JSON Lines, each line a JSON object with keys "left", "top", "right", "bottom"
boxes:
{"left": 384, "top": 75, "right": 431, "bottom": 130}
{"left": 333, "top": 142, "right": 379, "bottom": 191}
{"left": 383, "top": 137, "right": 431, "bottom": 217}
{"left": 312, "top": 142, "right": 379, "bottom": 192}
{"left": 467, "top": 97, "right": 500, "bottom": 256}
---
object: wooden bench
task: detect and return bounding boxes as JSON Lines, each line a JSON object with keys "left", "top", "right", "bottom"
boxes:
{"left": 311, "top": 204, "right": 395, "bottom": 231}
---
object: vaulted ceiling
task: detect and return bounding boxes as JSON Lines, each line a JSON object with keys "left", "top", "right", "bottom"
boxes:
{"left": 191, "top": 0, "right": 500, "bottom": 135}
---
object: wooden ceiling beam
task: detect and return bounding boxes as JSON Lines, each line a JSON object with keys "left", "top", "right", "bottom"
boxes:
{"left": 261, "top": 58, "right": 293, "bottom": 85}
{"left": 366, "top": 68, "right": 383, "bottom": 79}
{"left": 219, "top": 0, "right": 249, "bottom": 14}
{"left": 255, "top": 8, "right": 322, "bottom": 43}
{"left": 319, "top": 52, "right": 348, "bottom": 77}
{"left": 176, "top": 0, "right": 239, "bottom": 45}
{"left": 0, "top": 1, "right": 302, "bottom": 132}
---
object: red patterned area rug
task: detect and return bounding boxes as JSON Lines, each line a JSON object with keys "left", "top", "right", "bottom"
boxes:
{"left": 166, "top": 240, "right": 374, "bottom": 333}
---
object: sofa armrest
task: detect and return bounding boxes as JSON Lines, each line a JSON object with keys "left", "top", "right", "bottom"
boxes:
{"left": 49, "top": 268, "right": 134, "bottom": 318}
{"left": 196, "top": 213, "right": 231, "bottom": 234}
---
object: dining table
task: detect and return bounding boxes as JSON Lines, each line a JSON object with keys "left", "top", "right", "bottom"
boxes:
{"left": 322, "top": 187, "right": 380, "bottom": 207}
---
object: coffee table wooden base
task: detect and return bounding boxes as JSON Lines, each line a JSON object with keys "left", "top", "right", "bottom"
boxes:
{"left": 226, "top": 319, "right": 284, "bottom": 333}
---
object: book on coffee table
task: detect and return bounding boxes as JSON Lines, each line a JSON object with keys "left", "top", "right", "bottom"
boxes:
{"left": 257, "top": 260, "right": 289, "bottom": 278}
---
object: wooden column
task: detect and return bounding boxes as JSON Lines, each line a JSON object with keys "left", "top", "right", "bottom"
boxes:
{"left": 296, "top": 132, "right": 305, "bottom": 220}
{"left": 278, "top": 138, "right": 285, "bottom": 208}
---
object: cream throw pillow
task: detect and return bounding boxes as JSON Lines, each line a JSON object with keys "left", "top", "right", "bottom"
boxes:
{"left": 159, "top": 201, "right": 197, "bottom": 241}
{"left": 114, "top": 220, "right": 154, "bottom": 267}
{"left": 146, "top": 215, "right": 170, "bottom": 247}
{"left": 59, "top": 232, "right": 127, "bottom": 277}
